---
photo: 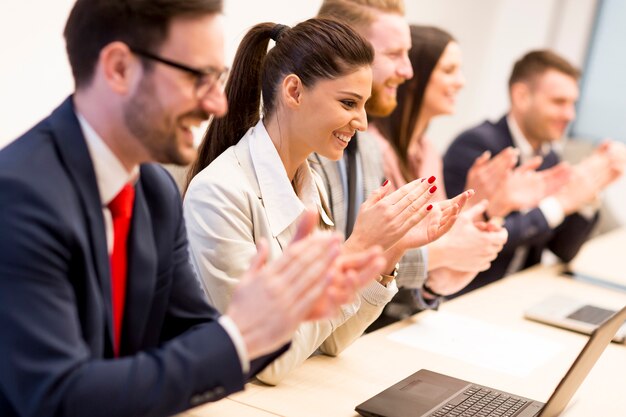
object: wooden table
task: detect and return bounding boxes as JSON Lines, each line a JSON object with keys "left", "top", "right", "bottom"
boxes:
{"left": 188, "top": 231, "right": 626, "bottom": 417}
{"left": 184, "top": 398, "right": 281, "bottom": 416}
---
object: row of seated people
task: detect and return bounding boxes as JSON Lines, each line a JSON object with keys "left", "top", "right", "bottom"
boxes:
{"left": 1, "top": 0, "right": 624, "bottom": 416}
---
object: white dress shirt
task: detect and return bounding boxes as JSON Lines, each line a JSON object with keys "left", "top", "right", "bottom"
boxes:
{"left": 507, "top": 115, "right": 565, "bottom": 228}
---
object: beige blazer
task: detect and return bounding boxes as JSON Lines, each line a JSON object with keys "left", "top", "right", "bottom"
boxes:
{"left": 184, "top": 121, "right": 397, "bottom": 385}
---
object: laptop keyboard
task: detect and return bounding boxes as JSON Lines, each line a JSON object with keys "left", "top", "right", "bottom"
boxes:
{"left": 567, "top": 305, "right": 615, "bottom": 325}
{"left": 429, "top": 386, "right": 528, "bottom": 417}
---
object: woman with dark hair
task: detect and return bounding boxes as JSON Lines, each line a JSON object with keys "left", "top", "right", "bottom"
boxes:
{"left": 183, "top": 18, "right": 464, "bottom": 385}
{"left": 372, "top": 25, "right": 508, "bottom": 299}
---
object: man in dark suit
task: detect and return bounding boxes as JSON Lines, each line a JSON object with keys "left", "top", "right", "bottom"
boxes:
{"left": 0, "top": 1, "right": 386, "bottom": 416}
{"left": 443, "top": 49, "right": 625, "bottom": 296}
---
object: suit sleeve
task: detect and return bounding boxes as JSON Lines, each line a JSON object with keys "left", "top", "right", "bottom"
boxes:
{"left": 501, "top": 207, "right": 552, "bottom": 249}
{"left": 0, "top": 176, "right": 247, "bottom": 417}
{"left": 443, "top": 130, "right": 493, "bottom": 198}
{"left": 547, "top": 212, "right": 599, "bottom": 262}
{"left": 395, "top": 247, "right": 428, "bottom": 289}
{"left": 443, "top": 128, "right": 598, "bottom": 261}
{"left": 318, "top": 280, "right": 397, "bottom": 355}
{"left": 184, "top": 170, "right": 259, "bottom": 314}
{"left": 443, "top": 131, "right": 554, "bottom": 253}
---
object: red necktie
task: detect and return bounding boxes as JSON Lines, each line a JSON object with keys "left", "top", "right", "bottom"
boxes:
{"left": 108, "top": 183, "right": 135, "bottom": 357}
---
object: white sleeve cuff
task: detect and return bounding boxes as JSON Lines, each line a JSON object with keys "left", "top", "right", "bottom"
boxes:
{"left": 218, "top": 315, "right": 250, "bottom": 374}
{"left": 538, "top": 196, "right": 565, "bottom": 229}
{"left": 360, "top": 279, "right": 398, "bottom": 306}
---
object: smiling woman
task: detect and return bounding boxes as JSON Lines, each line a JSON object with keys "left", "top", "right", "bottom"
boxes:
{"left": 183, "top": 18, "right": 393, "bottom": 386}
{"left": 183, "top": 16, "right": 447, "bottom": 385}
{"left": 182, "top": 11, "right": 454, "bottom": 387}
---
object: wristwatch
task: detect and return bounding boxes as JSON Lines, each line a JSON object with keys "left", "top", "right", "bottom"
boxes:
{"left": 377, "top": 263, "right": 399, "bottom": 287}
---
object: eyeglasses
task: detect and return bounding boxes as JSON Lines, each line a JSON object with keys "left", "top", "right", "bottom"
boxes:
{"left": 130, "top": 47, "right": 229, "bottom": 99}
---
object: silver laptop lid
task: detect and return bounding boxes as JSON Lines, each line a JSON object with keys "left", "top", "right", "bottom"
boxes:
{"left": 538, "top": 304, "right": 626, "bottom": 417}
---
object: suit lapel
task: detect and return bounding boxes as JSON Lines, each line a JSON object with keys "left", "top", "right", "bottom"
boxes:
{"left": 311, "top": 153, "right": 346, "bottom": 234}
{"left": 357, "top": 131, "right": 385, "bottom": 199}
{"left": 274, "top": 230, "right": 291, "bottom": 253}
{"left": 47, "top": 97, "right": 115, "bottom": 352}
{"left": 234, "top": 138, "right": 284, "bottom": 255}
{"left": 122, "top": 180, "right": 157, "bottom": 353}
{"left": 497, "top": 116, "right": 518, "bottom": 165}
{"left": 540, "top": 150, "right": 559, "bottom": 170}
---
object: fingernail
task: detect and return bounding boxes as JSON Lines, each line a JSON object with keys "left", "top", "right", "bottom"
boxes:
{"left": 428, "top": 176, "right": 436, "bottom": 184}
{"left": 382, "top": 179, "right": 389, "bottom": 187}
{"left": 429, "top": 185, "right": 437, "bottom": 194}
{"left": 427, "top": 204, "right": 433, "bottom": 211}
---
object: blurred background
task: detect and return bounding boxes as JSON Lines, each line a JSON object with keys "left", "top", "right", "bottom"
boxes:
{"left": 1, "top": 0, "right": 623, "bottom": 227}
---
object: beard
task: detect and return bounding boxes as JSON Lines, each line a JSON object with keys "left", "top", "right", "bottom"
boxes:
{"left": 366, "top": 83, "right": 397, "bottom": 117}
{"left": 520, "top": 110, "right": 561, "bottom": 145}
{"left": 123, "top": 75, "right": 208, "bottom": 166}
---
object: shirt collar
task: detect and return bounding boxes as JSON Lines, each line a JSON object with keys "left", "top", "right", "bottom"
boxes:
{"left": 248, "top": 119, "right": 332, "bottom": 237}
{"left": 506, "top": 114, "right": 552, "bottom": 163}
{"left": 76, "top": 112, "right": 139, "bottom": 206}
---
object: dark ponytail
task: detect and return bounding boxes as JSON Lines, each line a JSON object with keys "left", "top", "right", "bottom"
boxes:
{"left": 186, "top": 18, "right": 374, "bottom": 192}
{"left": 186, "top": 23, "right": 274, "bottom": 191}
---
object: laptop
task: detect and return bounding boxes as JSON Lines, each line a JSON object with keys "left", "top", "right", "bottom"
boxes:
{"left": 524, "top": 295, "right": 626, "bottom": 343}
{"left": 356, "top": 304, "right": 626, "bottom": 417}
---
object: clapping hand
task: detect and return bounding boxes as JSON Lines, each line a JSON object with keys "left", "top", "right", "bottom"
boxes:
{"left": 395, "top": 188, "right": 474, "bottom": 250}
{"left": 227, "top": 211, "right": 344, "bottom": 359}
{"left": 345, "top": 176, "right": 437, "bottom": 253}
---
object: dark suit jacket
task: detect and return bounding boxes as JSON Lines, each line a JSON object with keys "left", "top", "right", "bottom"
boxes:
{"left": 443, "top": 115, "right": 598, "bottom": 296}
{"left": 0, "top": 98, "right": 283, "bottom": 417}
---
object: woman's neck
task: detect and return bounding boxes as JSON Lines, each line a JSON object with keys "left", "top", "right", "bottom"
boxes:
{"left": 263, "top": 115, "right": 310, "bottom": 182}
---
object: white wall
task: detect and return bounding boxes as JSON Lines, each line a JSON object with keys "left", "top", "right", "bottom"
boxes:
{"left": 404, "top": 0, "right": 598, "bottom": 152}
{"left": 0, "top": 1, "right": 321, "bottom": 146}
{"left": 1, "top": 0, "right": 76, "bottom": 144}
{"left": 0, "top": 0, "right": 596, "bottom": 148}
{"left": 223, "top": 0, "right": 322, "bottom": 63}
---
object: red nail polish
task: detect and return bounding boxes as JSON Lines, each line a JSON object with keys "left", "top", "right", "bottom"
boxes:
{"left": 428, "top": 176, "right": 436, "bottom": 184}
{"left": 382, "top": 179, "right": 389, "bottom": 187}
{"left": 427, "top": 204, "right": 433, "bottom": 211}
{"left": 429, "top": 185, "right": 437, "bottom": 194}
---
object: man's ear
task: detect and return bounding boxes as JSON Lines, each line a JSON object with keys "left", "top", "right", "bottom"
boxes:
{"left": 281, "top": 74, "right": 304, "bottom": 109}
{"left": 510, "top": 82, "right": 531, "bottom": 111}
{"left": 98, "top": 41, "right": 141, "bottom": 95}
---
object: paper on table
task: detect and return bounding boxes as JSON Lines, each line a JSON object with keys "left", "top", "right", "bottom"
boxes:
{"left": 387, "top": 311, "right": 564, "bottom": 377}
